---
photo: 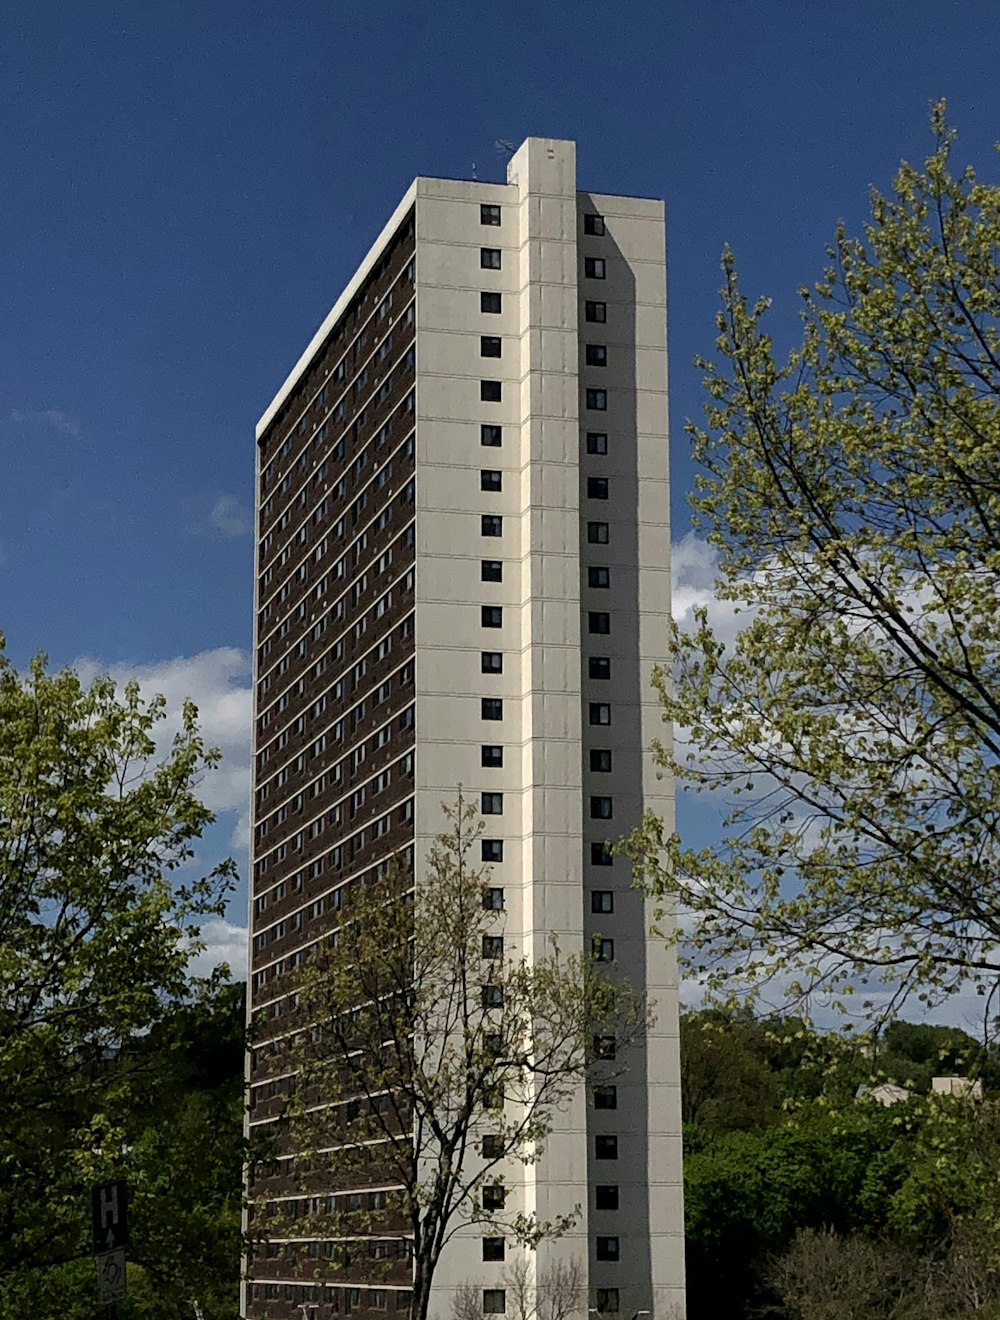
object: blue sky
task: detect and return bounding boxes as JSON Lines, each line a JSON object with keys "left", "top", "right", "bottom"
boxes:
{"left": 3, "top": 0, "right": 999, "bottom": 977}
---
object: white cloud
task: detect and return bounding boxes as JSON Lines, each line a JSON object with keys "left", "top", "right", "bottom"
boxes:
{"left": 74, "top": 646, "right": 253, "bottom": 843}
{"left": 10, "top": 407, "right": 81, "bottom": 437}
{"left": 189, "top": 918, "right": 248, "bottom": 980}
{"left": 206, "top": 494, "right": 251, "bottom": 539}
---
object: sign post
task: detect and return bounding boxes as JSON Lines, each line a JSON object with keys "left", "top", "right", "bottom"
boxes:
{"left": 91, "top": 1180, "right": 128, "bottom": 1311}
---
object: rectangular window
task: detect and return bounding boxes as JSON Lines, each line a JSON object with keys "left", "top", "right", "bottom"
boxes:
{"left": 481, "top": 606, "right": 503, "bottom": 628}
{"left": 482, "top": 1133, "right": 503, "bottom": 1158}
{"left": 591, "top": 890, "right": 614, "bottom": 914}
{"left": 586, "top": 389, "right": 608, "bottom": 411}
{"left": 591, "top": 840, "right": 613, "bottom": 866}
{"left": 481, "top": 698, "right": 503, "bottom": 721}
{"left": 482, "top": 1185, "right": 507, "bottom": 1211}
{"left": 481, "top": 469, "right": 502, "bottom": 492}
{"left": 585, "top": 256, "right": 607, "bottom": 279}
{"left": 480, "top": 248, "right": 502, "bottom": 270}
{"left": 482, "top": 515, "right": 503, "bottom": 537}
{"left": 587, "top": 521, "right": 609, "bottom": 544}
{"left": 589, "top": 612, "right": 611, "bottom": 635}
{"left": 482, "top": 745, "right": 504, "bottom": 767}
{"left": 481, "top": 424, "right": 502, "bottom": 447}
{"left": 482, "top": 792, "right": 504, "bottom": 814}
{"left": 584, "top": 213, "right": 605, "bottom": 236}
{"left": 595, "top": 1135, "right": 619, "bottom": 1159}
{"left": 482, "top": 1238, "right": 505, "bottom": 1262}
{"left": 591, "top": 748, "right": 612, "bottom": 772}
{"left": 481, "top": 336, "right": 502, "bottom": 358}
{"left": 588, "top": 477, "right": 609, "bottom": 499}
{"left": 585, "top": 344, "right": 608, "bottom": 366}
{"left": 589, "top": 656, "right": 611, "bottom": 680}
{"left": 596, "top": 1237, "right": 619, "bottom": 1261}
{"left": 482, "top": 934, "right": 504, "bottom": 958}
{"left": 585, "top": 301, "right": 607, "bottom": 323}
{"left": 482, "top": 651, "right": 503, "bottom": 673}
{"left": 371, "top": 1291, "right": 388, "bottom": 1310}
{"left": 481, "top": 380, "right": 502, "bottom": 402}
{"left": 586, "top": 432, "right": 608, "bottom": 455}
{"left": 591, "top": 796, "right": 613, "bottom": 819}
{"left": 483, "top": 1290, "right": 506, "bottom": 1314}
{"left": 588, "top": 567, "right": 610, "bottom": 589}
{"left": 482, "top": 560, "right": 503, "bottom": 582}
{"left": 482, "top": 839, "right": 504, "bottom": 862}
{"left": 593, "top": 936, "right": 615, "bottom": 962}
{"left": 594, "top": 1084, "right": 618, "bottom": 1110}
{"left": 483, "top": 887, "right": 505, "bottom": 910}
{"left": 481, "top": 291, "right": 502, "bottom": 313}
{"left": 481, "top": 204, "right": 502, "bottom": 226}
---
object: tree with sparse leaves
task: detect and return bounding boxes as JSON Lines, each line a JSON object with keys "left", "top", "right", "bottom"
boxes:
{"left": 0, "top": 637, "right": 237, "bottom": 1297}
{"left": 627, "top": 104, "right": 1000, "bottom": 1024}
{"left": 276, "top": 794, "right": 645, "bottom": 1320}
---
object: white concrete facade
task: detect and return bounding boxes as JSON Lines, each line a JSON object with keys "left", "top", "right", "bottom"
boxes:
{"left": 413, "top": 140, "right": 683, "bottom": 1319}
{"left": 249, "top": 134, "right": 683, "bottom": 1320}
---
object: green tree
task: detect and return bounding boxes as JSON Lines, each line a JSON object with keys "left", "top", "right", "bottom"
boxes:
{"left": 268, "top": 795, "right": 646, "bottom": 1320}
{"left": 626, "top": 105, "right": 1000, "bottom": 1021}
{"left": 0, "top": 638, "right": 237, "bottom": 1296}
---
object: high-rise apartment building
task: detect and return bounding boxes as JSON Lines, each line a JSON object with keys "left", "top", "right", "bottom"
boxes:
{"left": 246, "top": 138, "right": 683, "bottom": 1320}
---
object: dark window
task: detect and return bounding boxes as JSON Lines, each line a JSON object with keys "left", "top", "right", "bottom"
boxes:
{"left": 587, "top": 521, "right": 609, "bottom": 544}
{"left": 589, "top": 612, "right": 611, "bottom": 635}
{"left": 482, "top": 560, "right": 503, "bottom": 582}
{"left": 482, "top": 792, "right": 504, "bottom": 814}
{"left": 483, "top": 1185, "right": 507, "bottom": 1210}
{"left": 481, "top": 380, "right": 502, "bottom": 402}
{"left": 591, "top": 748, "right": 612, "bottom": 772}
{"left": 481, "top": 424, "right": 502, "bottom": 447}
{"left": 482, "top": 515, "right": 503, "bottom": 537}
{"left": 483, "top": 887, "right": 505, "bottom": 910}
{"left": 482, "top": 651, "right": 503, "bottom": 673}
{"left": 481, "top": 291, "right": 502, "bottom": 313}
{"left": 594, "top": 1085, "right": 618, "bottom": 1110}
{"left": 584, "top": 213, "right": 606, "bottom": 236}
{"left": 593, "top": 936, "right": 615, "bottom": 962}
{"left": 591, "top": 890, "right": 614, "bottom": 914}
{"left": 482, "top": 985, "right": 504, "bottom": 1008}
{"left": 586, "top": 389, "right": 608, "bottom": 411}
{"left": 482, "top": 934, "right": 504, "bottom": 958}
{"left": 589, "top": 656, "right": 611, "bottom": 680}
{"left": 482, "top": 1134, "right": 503, "bottom": 1157}
{"left": 482, "top": 745, "right": 504, "bottom": 767}
{"left": 481, "top": 469, "right": 502, "bottom": 492}
{"left": 482, "top": 1238, "right": 505, "bottom": 1261}
{"left": 595, "top": 1135, "right": 618, "bottom": 1159}
{"left": 586, "top": 344, "right": 608, "bottom": 366}
{"left": 591, "top": 840, "right": 613, "bottom": 866}
{"left": 483, "top": 1289, "right": 506, "bottom": 1314}
{"left": 591, "top": 796, "right": 613, "bottom": 819}
{"left": 588, "top": 566, "right": 610, "bottom": 588}
{"left": 481, "top": 248, "right": 502, "bottom": 270}
{"left": 482, "top": 839, "right": 504, "bottom": 862}
{"left": 481, "top": 336, "right": 502, "bottom": 358}
{"left": 481, "top": 606, "right": 503, "bottom": 628}
{"left": 585, "top": 301, "right": 607, "bottom": 323}
{"left": 596, "top": 1237, "right": 619, "bottom": 1261}
{"left": 481, "top": 204, "right": 502, "bottom": 226}
{"left": 586, "top": 431, "right": 608, "bottom": 455}
{"left": 482, "top": 697, "right": 504, "bottom": 721}
{"left": 594, "top": 1035, "right": 616, "bottom": 1059}
{"left": 585, "top": 257, "right": 607, "bottom": 279}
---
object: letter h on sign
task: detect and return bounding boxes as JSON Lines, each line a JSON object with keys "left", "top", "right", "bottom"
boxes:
{"left": 91, "top": 1180, "right": 129, "bottom": 1254}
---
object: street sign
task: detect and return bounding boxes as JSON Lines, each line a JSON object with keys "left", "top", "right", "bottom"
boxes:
{"left": 96, "top": 1248, "right": 127, "bottom": 1304}
{"left": 91, "top": 1180, "right": 129, "bottom": 1254}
